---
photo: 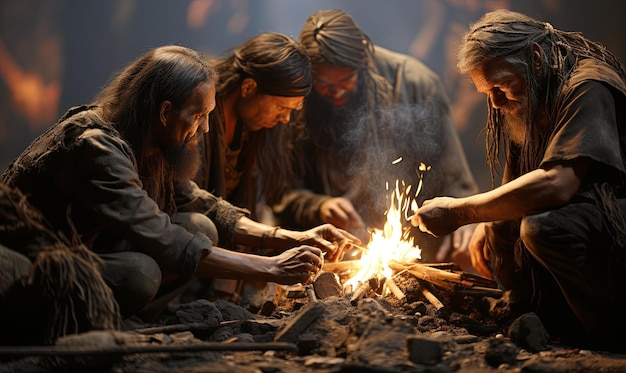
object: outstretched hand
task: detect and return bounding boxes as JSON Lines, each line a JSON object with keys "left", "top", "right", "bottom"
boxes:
{"left": 411, "top": 197, "right": 462, "bottom": 237}
{"left": 320, "top": 197, "right": 368, "bottom": 241}
{"left": 294, "top": 224, "right": 361, "bottom": 261}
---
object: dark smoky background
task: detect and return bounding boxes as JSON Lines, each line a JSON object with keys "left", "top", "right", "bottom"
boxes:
{"left": 1, "top": 0, "right": 624, "bottom": 192}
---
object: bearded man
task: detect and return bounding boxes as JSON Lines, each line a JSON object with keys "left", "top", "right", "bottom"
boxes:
{"left": 0, "top": 45, "right": 356, "bottom": 343}
{"left": 412, "top": 10, "right": 626, "bottom": 351}
{"left": 273, "top": 9, "right": 479, "bottom": 266}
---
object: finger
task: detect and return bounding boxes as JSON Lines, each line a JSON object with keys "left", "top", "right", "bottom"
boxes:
{"left": 329, "top": 206, "right": 350, "bottom": 224}
{"left": 471, "top": 251, "right": 492, "bottom": 279}
{"left": 331, "top": 227, "right": 361, "bottom": 245}
{"left": 300, "top": 246, "right": 323, "bottom": 266}
{"left": 410, "top": 214, "right": 420, "bottom": 227}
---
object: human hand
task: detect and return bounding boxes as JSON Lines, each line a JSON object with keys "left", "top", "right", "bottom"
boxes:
{"left": 468, "top": 223, "right": 492, "bottom": 278}
{"left": 293, "top": 224, "right": 361, "bottom": 261}
{"left": 320, "top": 197, "right": 366, "bottom": 231}
{"left": 320, "top": 197, "right": 369, "bottom": 243}
{"left": 411, "top": 197, "right": 462, "bottom": 237}
{"left": 268, "top": 245, "right": 323, "bottom": 285}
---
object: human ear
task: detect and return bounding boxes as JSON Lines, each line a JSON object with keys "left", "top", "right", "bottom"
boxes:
{"left": 159, "top": 101, "right": 172, "bottom": 126}
{"left": 240, "top": 78, "right": 257, "bottom": 98}
{"left": 532, "top": 43, "right": 542, "bottom": 73}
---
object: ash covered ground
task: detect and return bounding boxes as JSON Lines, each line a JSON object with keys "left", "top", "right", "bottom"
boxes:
{"left": 2, "top": 271, "right": 626, "bottom": 373}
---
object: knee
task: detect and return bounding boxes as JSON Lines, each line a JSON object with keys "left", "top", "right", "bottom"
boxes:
{"left": 100, "top": 252, "right": 162, "bottom": 317}
{"left": 520, "top": 211, "right": 554, "bottom": 258}
{"left": 172, "top": 212, "right": 219, "bottom": 244}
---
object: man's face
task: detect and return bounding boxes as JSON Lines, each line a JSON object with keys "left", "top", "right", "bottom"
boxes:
{"left": 469, "top": 58, "right": 528, "bottom": 145}
{"left": 237, "top": 92, "right": 305, "bottom": 131}
{"left": 311, "top": 62, "right": 359, "bottom": 107}
{"left": 161, "top": 81, "right": 216, "bottom": 178}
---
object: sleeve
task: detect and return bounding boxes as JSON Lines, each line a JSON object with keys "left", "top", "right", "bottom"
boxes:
{"left": 272, "top": 188, "right": 331, "bottom": 230}
{"left": 542, "top": 80, "right": 626, "bottom": 175}
{"left": 62, "top": 129, "right": 211, "bottom": 278}
{"left": 174, "top": 179, "right": 248, "bottom": 247}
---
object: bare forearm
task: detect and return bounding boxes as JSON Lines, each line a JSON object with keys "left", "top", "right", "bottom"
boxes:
{"left": 232, "top": 216, "right": 292, "bottom": 252}
{"left": 461, "top": 164, "right": 583, "bottom": 224}
{"left": 195, "top": 246, "right": 273, "bottom": 282}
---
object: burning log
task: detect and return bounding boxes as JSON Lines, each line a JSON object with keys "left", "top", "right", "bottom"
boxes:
{"left": 388, "top": 260, "right": 502, "bottom": 298}
{"left": 322, "top": 260, "right": 362, "bottom": 274}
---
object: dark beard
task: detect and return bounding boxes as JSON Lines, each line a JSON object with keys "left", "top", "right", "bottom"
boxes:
{"left": 163, "top": 137, "right": 201, "bottom": 180}
{"left": 305, "top": 90, "right": 366, "bottom": 150}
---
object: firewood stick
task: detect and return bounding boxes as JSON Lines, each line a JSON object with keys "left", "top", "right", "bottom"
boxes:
{"left": 134, "top": 320, "right": 238, "bottom": 335}
{"left": 322, "top": 260, "right": 362, "bottom": 273}
{"left": 420, "top": 286, "right": 444, "bottom": 310}
{"left": 389, "top": 260, "right": 498, "bottom": 290}
{"left": 456, "top": 286, "right": 503, "bottom": 298}
{"left": 305, "top": 284, "right": 317, "bottom": 302}
{"left": 350, "top": 281, "right": 370, "bottom": 305}
{"left": 385, "top": 277, "right": 405, "bottom": 300}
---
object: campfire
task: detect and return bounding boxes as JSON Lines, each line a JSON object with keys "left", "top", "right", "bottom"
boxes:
{"left": 321, "top": 163, "right": 501, "bottom": 309}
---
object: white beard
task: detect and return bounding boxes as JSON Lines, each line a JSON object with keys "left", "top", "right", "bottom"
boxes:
{"left": 502, "top": 111, "right": 527, "bottom": 146}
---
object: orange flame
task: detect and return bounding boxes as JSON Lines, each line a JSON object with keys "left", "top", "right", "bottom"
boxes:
{"left": 343, "top": 163, "right": 430, "bottom": 293}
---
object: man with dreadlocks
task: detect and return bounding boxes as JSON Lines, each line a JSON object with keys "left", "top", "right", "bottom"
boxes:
{"left": 0, "top": 45, "right": 353, "bottom": 340}
{"left": 412, "top": 9, "right": 626, "bottom": 350}
{"left": 272, "top": 9, "right": 478, "bottom": 265}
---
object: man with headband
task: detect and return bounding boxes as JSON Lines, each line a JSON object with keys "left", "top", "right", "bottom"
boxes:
{"left": 175, "top": 32, "right": 358, "bottom": 301}
{"left": 272, "top": 9, "right": 478, "bottom": 266}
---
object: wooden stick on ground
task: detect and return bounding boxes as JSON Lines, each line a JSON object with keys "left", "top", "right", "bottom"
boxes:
{"left": 384, "top": 277, "right": 405, "bottom": 300}
{"left": 0, "top": 341, "right": 298, "bottom": 358}
{"left": 350, "top": 281, "right": 370, "bottom": 306}
{"left": 420, "top": 286, "right": 444, "bottom": 310}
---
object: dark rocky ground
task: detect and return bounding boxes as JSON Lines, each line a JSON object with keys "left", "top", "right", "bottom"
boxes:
{"left": 2, "top": 271, "right": 626, "bottom": 373}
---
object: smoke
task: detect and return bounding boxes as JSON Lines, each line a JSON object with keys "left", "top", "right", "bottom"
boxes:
{"left": 303, "top": 94, "right": 445, "bottom": 228}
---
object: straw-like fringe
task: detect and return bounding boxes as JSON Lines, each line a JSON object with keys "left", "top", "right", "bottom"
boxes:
{"left": 0, "top": 183, "right": 120, "bottom": 343}
{"left": 30, "top": 244, "right": 121, "bottom": 343}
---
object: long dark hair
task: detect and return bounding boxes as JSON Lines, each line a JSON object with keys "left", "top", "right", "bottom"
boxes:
{"left": 94, "top": 45, "right": 216, "bottom": 213}
{"left": 458, "top": 9, "right": 626, "bottom": 183}
{"left": 214, "top": 32, "right": 312, "bottom": 205}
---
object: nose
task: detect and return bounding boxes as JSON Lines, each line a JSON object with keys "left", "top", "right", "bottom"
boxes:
{"left": 276, "top": 110, "right": 291, "bottom": 125}
{"left": 199, "top": 116, "right": 209, "bottom": 133}
{"left": 332, "top": 88, "right": 346, "bottom": 99}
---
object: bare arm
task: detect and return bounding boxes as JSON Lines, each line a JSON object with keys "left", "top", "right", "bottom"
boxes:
{"left": 413, "top": 158, "right": 590, "bottom": 237}
{"left": 195, "top": 245, "right": 323, "bottom": 285}
{"left": 232, "top": 216, "right": 359, "bottom": 255}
